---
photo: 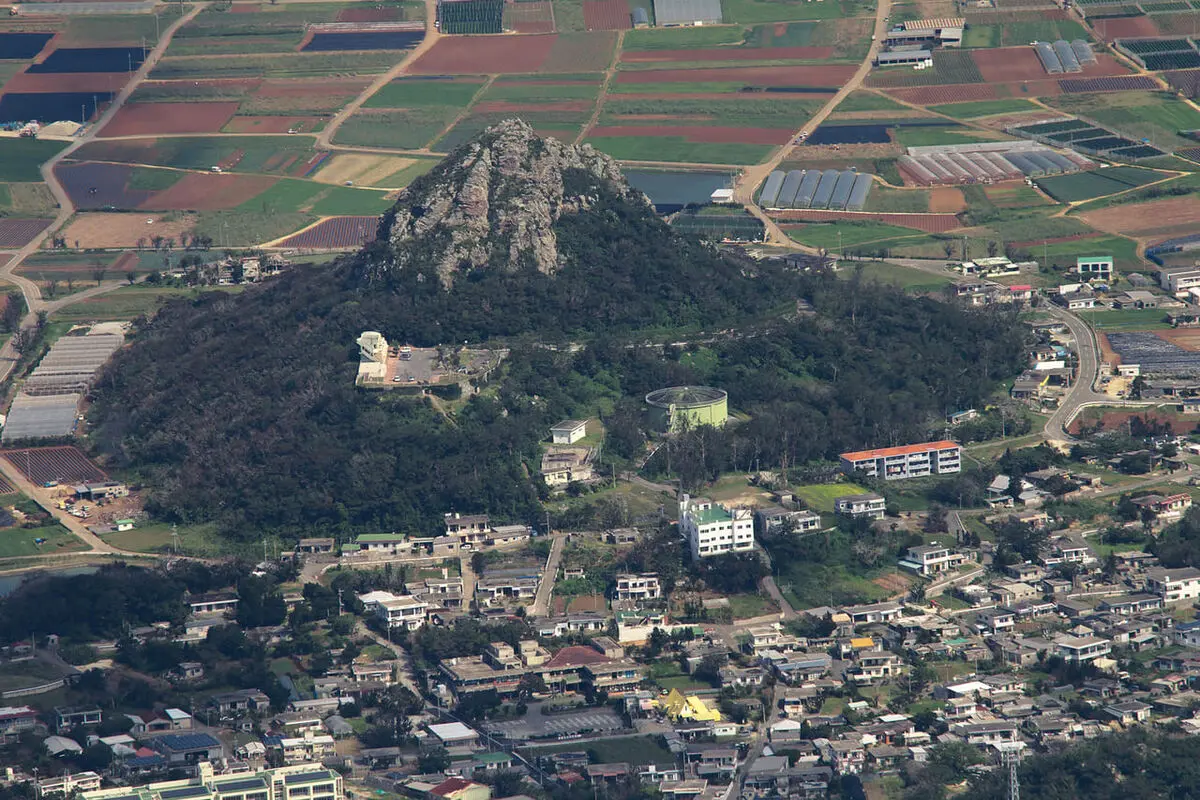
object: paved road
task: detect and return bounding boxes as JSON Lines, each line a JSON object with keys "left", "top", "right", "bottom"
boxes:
{"left": 731, "top": 0, "right": 894, "bottom": 245}
{"left": 315, "top": 0, "right": 439, "bottom": 150}
{"left": 0, "top": 4, "right": 204, "bottom": 387}
{"left": 529, "top": 533, "right": 566, "bottom": 617}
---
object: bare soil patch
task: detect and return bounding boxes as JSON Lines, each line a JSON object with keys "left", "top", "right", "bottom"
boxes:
{"left": 621, "top": 45, "right": 834, "bottom": 62}
{"left": 410, "top": 34, "right": 558, "bottom": 73}
{"left": 928, "top": 186, "right": 966, "bottom": 212}
{"left": 615, "top": 64, "right": 855, "bottom": 86}
{"left": 1080, "top": 196, "right": 1200, "bottom": 238}
{"left": 99, "top": 101, "right": 239, "bottom": 137}
{"left": 62, "top": 212, "right": 197, "bottom": 249}
{"left": 144, "top": 172, "right": 276, "bottom": 211}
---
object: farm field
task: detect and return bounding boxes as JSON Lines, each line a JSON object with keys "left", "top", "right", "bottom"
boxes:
{"left": 50, "top": 286, "right": 242, "bottom": 323}
{"left": 927, "top": 99, "right": 1040, "bottom": 118}
{"left": 1078, "top": 195, "right": 1200, "bottom": 238}
{"left": 786, "top": 220, "right": 925, "bottom": 249}
{"left": 1036, "top": 167, "right": 1163, "bottom": 202}
{"left": 1042, "top": 90, "right": 1200, "bottom": 151}
{"left": 72, "top": 136, "right": 323, "bottom": 176}
{"left": 1, "top": 446, "right": 106, "bottom": 485}
{"left": 277, "top": 216, "right": 381, "bottom": 248}
{"left": 60, "top": 212, "right": 199, "bottom": 250}
{"left": 0, "top": 219, "right": 52, "bottom": 248}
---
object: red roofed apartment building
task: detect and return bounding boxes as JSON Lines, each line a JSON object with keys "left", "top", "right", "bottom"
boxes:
{"left": 839, "top": 441, "right": 961, "bottom": 481}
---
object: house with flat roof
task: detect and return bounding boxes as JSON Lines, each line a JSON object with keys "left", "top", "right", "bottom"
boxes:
{"left": 357, "top": 591, "right": 429, "bottom": 631}
{"left": 1146, "top": 566, "right": 1200, "bottom": 603}
{"left": 679, "top": 494, "right": 754, "bottom": 560}
{"left": 550, "top": 419, "right": 588, "bottom": 444}
{"left": 834, "top": 493, "right": 886, "bottom": 520}
{"left": 1132, "top": 493, "right": 1192, "bottom": 522}
{"left": 149, "top": 732, "right": 224, "bottom": 766}
{"left": 755, "top": 505, "right": 821, "bottom": 535}
{"left": 1054, "top": 635, "right": 1111, "bottom": 664}
{"left": 54, "top": 706, "right": 102, "bottom": 733}
{"left": 615, "top": 573, "right": 662, "bottom": 602}
{"left": 839, "top": 441, "right": 960, "bottom": 481}
{"left": 187, "top": 592, "right": 239, "bottom": 616}
{"left": 899, "top": 544, "right": 965, "bottom": 576}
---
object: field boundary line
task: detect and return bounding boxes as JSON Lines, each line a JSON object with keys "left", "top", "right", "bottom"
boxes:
{"left": 576, "top": 28, "right": 625, "bottom": 145}
{"left": 424, "top": 75, "right": 497, "bottom": 151}
{"left": 316, "top": 0, "right": 441, "bottom": 150}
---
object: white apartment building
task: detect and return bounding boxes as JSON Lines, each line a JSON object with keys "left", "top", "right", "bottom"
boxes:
{"left": 37, "top": 773, "right": 102, "bottom": 798}
{"left": 1161, "top": 267, "right": 1200, "bottom": 294}
{"left": 81, "top": 763, "right": 342, "bottom": 800}
{"left": 615, "top": 573, "right": 662, "bottom": 602}
{"left": 839, "top": 440, "right": 961, "bottom": 480}
{"left": 834, "top": 493, "right": 887, "bottom": 520}
{"left": 357, "top": 591, "right": 429, "bottom": 630}
{"left": 1054, "top": 635, "right": 1111, "bottom": 663}
{"left": 1145, "top": 567, "right": 1200, "bottom": 604}
{"left": 275, "top": 731, "right": 336, "bottom": 765}
{"left": 899, "top": 544, "right": 966, "bottom": 576}
{"left": 679, "top": 494, "right": 754, "bottom": 560}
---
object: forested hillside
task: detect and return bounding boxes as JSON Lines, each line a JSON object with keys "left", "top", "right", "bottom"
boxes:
{"left": 87, "top": 127, "right": 1029, "bottom": 543}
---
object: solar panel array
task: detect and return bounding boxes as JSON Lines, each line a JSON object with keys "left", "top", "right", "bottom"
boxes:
{"left": 758, "top": 169, "right": 873, "bottom": 210}
{"left": 898, "top": 144, "right": 1091, "bottom": 185}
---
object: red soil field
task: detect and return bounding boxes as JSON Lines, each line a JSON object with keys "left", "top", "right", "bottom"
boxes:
{"left": 615, "top": 64, "right": 855, "bottom": 86}
{"left": 2, "top": 72, "right": 129, "bottom": 93}
{"left": 589, "top": 125, "right": 791, "bottom": 144}
{"left": 278, "top": 216, "right": 379, "bottom": 248}
{"left": 145, "top": 172, "right": 277, "bottom": 211}
{"left": 887, "top": 83, "right": 996, "bottom": 104}
{"left": 0, "top": 218, "right": 52, "bottom": 248}
{"left": 622, "top": 45, "right": 834, "bottom": 62}
{"left": 506, "top": 1, "right": 555, "bottom": 33}
{"left": 929, "top": 186, "right": 965, "bottom": 213}
{"left": 472, "top": 100, "right": 592, "bottom": 113}
{"left": 410, "top": 35, "right": 558, "bottom": 74}
{"left": 1068, "top": 410, "right": 1194, "bottom": 436}
{"left": 229, "top": 3, "right": 261, "bottom": 11}
{"left": 541, "top": 31, "right": 615, "bottom": 72}
{"left": 223, "top": 115, "right": 320, "bottom": 133}
{"left": 973, "top": 47, "right": 1056, "bottom": 81}
{"left": 1091, "top": 14, "right": 1158, "bottom": 39}
{"left": 99, "top": 101, "right": 239, "bottom": 137}
{"left": 773, "top": 209, "right": 962, "bottom": 232}
{"left": 337, "top": 5, "right": 401, "bottom": 20}
{"left": 1157, "top": 329, "right": 1200, "bottom": 353}
{"left": 255, "top": 77, "right": 371, "bottom": 97}
{"left": 1001, "top": 78, "right": 1062, "bottom": 96}
{"left": 628, "top": 91, "right": 836, "bottom": 101}
{"left": 2, "top": 446, "right": 107, "bottom": 485}
{"left": 111, "top": 251, "right": 138, "bottom": 272}
{"left": 1079, "top": 196, "right": 1200, "bottom": 237}
{"left": 583, "top": 0, "right": 631, "bottom": 30}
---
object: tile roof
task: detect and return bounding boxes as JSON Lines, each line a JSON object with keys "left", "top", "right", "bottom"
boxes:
{"left": 840, "top": 440, "right": 960, "bottom": 461}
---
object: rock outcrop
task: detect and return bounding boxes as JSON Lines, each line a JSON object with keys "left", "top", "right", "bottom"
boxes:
{"left": 376, "top": 119, "right": 643, "bottom": 286}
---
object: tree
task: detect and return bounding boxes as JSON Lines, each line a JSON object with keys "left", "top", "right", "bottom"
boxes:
{"left": 92, "top": 267, "right": 106, "bottom": 285}
{"left": 235, "top": 575, "right": 287, "bottom": 628}
{"left": 986, "top": 240, "right": 999, "bottom": 258}
{"left": 418, "top": 748, "right": 451, "bottom": 774}
{"left": 310, "top": 651, "right": 333, "bottom": 676}
{"left": 693, "top": 653, "right": 726, "bottom": 687}
{"left": 127, "top": 271, "right": 137, "bottom": 285}
{"left": 942, "top": 241, "right": 954, "bottom": 259}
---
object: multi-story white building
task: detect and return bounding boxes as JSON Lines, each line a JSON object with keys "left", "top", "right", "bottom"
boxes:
{"left": 1054, "top": 635, "right": 1111, "bottom": 663}
{"left": 839, "top": 440, "right": 961, "bottom": 480}
{"left": 81, "top": 764, "right": 342, "bottom": 800}
{"left": 1145, "top": 566, "right": 1200, "bottom": 604}
{"left": 357, "top": 591, "right": 429, "bottom": 631}
{"left": 1161, "top": 266, "right": 1200, "bottom": 294}
{"left": 615, "top": 573, "right": 662, "bottom": 602}
{"left": 1075, "top": 255, "right": 1113, "bottom": 283}
{"left": 899, "top": 544, "right": 966, "bottom": 576}
{"left": 679, "top": 495, "right": 754, "bottom": 560}
{"left": 834, "top": 493, "right": 887, "bottom": 520}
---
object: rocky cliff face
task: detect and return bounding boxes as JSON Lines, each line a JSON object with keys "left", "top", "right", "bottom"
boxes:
{"left": 375, "top": 119, "right": 643, "bottom": 286}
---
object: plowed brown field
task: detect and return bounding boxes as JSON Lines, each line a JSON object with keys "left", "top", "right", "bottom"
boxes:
{"left": 144, "top": 173, "right": 276, "bottom": 211}
{"left": 615, "top": 64, "right": 855, "bottom": 86}
{"left": 99, "top": 101, "right": 239, "bottom": 136}
{"left": 410, "top": 34, "right": 558, "bottom": 73}
{"left": 621, "top": 45, "right": 834, "bottom": 62}
{"left": 773, "top": 209, "right": 961, "bottom": 232}
{"left": 1080, "top": 196, "right": 1200, "bottom": 237}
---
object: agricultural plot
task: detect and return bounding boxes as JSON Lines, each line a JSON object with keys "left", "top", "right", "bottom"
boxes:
{"left": 60, "top": 212, "right": 198, "bottom": 250}
{"left": 336, "top": 108, "right": 464, "bottom": 149}
{"left": 1059, "top": 74, "right": 1158, "bottom": 91}
{"left": 586, "top": 135, "right": 774, "bottom": 164}
{"left": 1044, "top": 90, "right": 1200, "bottom": 151}
{"left": 983, "top": 181, "right": 1052, "bottom": 207}
{"left": 410, "top": 34, "right": 558, "bottom": 72}
{"left": 870, "top": 50, "right": 985, "bottom": 87}
{"left": 1034, "top": 166, "right": 1160, "bottom": 201}
{"left": 928, "top": 98, "right": 1040, "bottom": 117}
{"left": 0, "top": 139, "right": 67, "bottom": 182}
{"left": 150, "top": 51, "right": 403, "bottom": 80}
{"left": 73, "top": 136, "right": 321, "bottom": 177}
{"left": 583, "top": 0, "right": 634, "bottom": 29}
{"left": 99, "top": 102, "right": 241, "bottom": 137}
{"left": 478, "top": 78, "right": 602, "bottom": 103}
{"left": 313, "top": 153, "right": 437, "bottom": 188}
{"left": 1117, "top": 36, "right": 1200, "bottom": 69}
{"left": 0, "top": 182, "right": 57, "bottom": 217}
{"left": 719, "top": 0, "right": 856, "bottom": 24}
{"left": 363, "top": 77, "right": 485, "bottom": 108}
{"left": 28, "top": 46, "right": 147, "bottom": 74}
{"left": 436, "top": 109, "right": 592, "bottom": 149}
{"left": 0, "top": 92, "right": 113, "bottom": 127}
{"left": 17, "top": 251, "right": 158, "bottom": 284}
{"left": 1079, "top": 195, "right": 1200, "bottom": 238}
{"left": 2, "top": 446, "right": 106, "bottom": 485}
{"left": 0, "top": 219, "right": 52, "bottom": 248}
{"left": 615, "top": 63, "right": 856, "bottom": 87}
{"left": 962, "top": 17, "right": 1088, "bottom": 47}
{"left": 505, "top": 0, "right": 557, "bottom": 32}
{"left": 278, "top": 216, "right": 381, "bottom": 248}
{"left": 438, "top": 0, "right": 505, "bottom": 33}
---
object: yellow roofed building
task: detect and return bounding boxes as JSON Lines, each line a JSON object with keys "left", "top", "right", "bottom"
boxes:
{"left": 657, "top": 689, "right": 722, "bottom": 722}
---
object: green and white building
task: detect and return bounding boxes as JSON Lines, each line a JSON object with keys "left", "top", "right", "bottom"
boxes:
{"left": 1076, "top": 256, "right": 1113, "bottom": 283}
{"left": 679, "top": 493, "right": 754, "bottom": 561}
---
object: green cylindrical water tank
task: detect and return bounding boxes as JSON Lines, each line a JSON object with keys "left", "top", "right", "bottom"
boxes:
{"left": 645, "top": 386, "right": 728, "bottom": 432}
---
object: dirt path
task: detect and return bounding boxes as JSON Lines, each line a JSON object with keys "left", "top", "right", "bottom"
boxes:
{"left": 316, "top": 0, "right": 441, "bottom": 150}
{"left": 576, "top": 29, "right": 626, "bottom": 145}
{"left": 0, "top": 3, "right": 206, "bottom": 386}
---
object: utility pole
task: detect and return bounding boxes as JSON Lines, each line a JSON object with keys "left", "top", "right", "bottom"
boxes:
{"left": 1000, "top": 744, "right": 1023, "bottom": 800}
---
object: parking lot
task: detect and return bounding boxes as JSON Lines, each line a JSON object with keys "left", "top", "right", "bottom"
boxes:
{"left": 483, "top": 707, "right": 625, "bottom": 741}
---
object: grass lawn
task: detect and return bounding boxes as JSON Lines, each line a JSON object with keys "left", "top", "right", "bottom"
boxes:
{"left": 787, "top": 221, "right": 923, "bottom": 250}
{"left": 863, "top": 185, "right": 929, "bottom": 212}
{"left": 1038, "top": 234, "right": 1141, "bottom": 272}
{"left": 0, "top": 140, "right": 69, "bottom": 183}
{"left": 851, "top": 261, "right": 951, "bottom": 291}
{"left": 49, "top": 286, "right": 241, "bottom": 323}
{"left": 793, "top": 482, "right": 871, "bottom": 512}
{"left": 0, "top": 520, "right": 85, "bottom": 559}
{"left": 837, "top": 91, "right": 906, "bottom": 112}
{"left": 929, "top": 99, "right": 1039, "bottom": 119}
{"left": 727, "top": 592, "right": 776, "bottom": 619}
{"left": 586, "top": 136, "right": 773, "bottom": 164}
{"left": 522, "top": 735, "right": 676, "bottom": 764}
{"left": 893, "top": 126, "right": 1000, "bottom": 147}
{"left": 1085, "top": 307, "right": 1171, "bottom": 331}
{"left": 100, "top": 521, "right": 233, "bottom": 557}
{"left": 720, "top": 0, "right": 849, "bottom": 23}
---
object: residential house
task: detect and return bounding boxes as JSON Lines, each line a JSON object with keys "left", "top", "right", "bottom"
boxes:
{"left": 1054, "top": 635, "right": 1111, "bottom": 664}
{"left": 817, "top": 739, "right": 866, "bottom": 775}
{"left": 844, "top": 602, "right": 902, "bottom": 625}
{"left": 54, "top": 706, "right": 101, "bottom": 733}
{"left": 296, "top": 538, "right": 335, "bottom": 554}
{"left": 1098, "top": 594, "right": 1163, "bottom": 616}
{"left": 834, "top": 493, "right": 887, "bottom": 521}
{"left": 1132, "top": 493, "right": 1193, "bottom": 522}
{"left": 357, "top": 591, "right": 429, "bottom": 631}
{"left": 953, "top": 721, "right": 1019, "bottom": 747}
{"left": 756, "top": 505, "right": 821, "bottom": 535}
{"left": 1105, "top": 700, "right": 1152, "bottom": 725}
{"left": 975, "top": 609, "right": 1016, "bottom": 635}
{"left": 187, "top": 592, "right": 239, "bottom": 616}
{"left": 37, "top": 772, "right": 102, "bottom": 796}
{"left": 679, "top": 494, "right": 755, "bottom": 560}
{"left": 615, "top": 573, "right": 662, "bottom": 602}
{"left": 899, "top": 544, "right": 966, "bottom": 576}
{"left": 1077, "top": 255, "right": 1113, "bottom": 283}
{"left": 149, "top": 733, "right": 223, "bottom": 767}
{"left": 269, "top": 730, "right": 337, "bottom": 765}
{"left": 475, "top": 569, "right": 541, "bottom": 606}
{"left": 0, "top": 706, "right": 37, "bottom": 739}
{"left": 1146, "top": 567, "right": 1200, "bottom": 603}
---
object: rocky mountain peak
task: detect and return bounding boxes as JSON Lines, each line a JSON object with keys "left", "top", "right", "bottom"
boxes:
{"left": 375, "top": 118, "right": 643, "bottom": 286}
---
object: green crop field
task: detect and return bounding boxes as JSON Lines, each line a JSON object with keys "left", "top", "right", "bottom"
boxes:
{"left": 336, "top": 109, "right": 458, "bottom": 149}
{"left": 836, "top": 91, "right": 906, "bottom": 112}
{"left": 1036, "top": 167, "right": 1160, "bottom": 202}
{"left": 601, "top": 96, "right": 822, "bottom": 127}
{"left": 126, "top": 167, "right": 185, "bottom": 191}
{"left": 235, "top": 179, "right": 325, "bottom": 213}
{"left": 436, "top": 110, "right": 590, "bottom": 151}
{"left": 74, "top": 136, "right": 318, "bottom": 175}
{"left": 787, "top": 220, "right": 923, "bottom": 250}
{"left": 0, "top": 182, "right": 57, "bottom": 217}
{"left": 929, "top": 99, "right": 1040, "bottom": 118}
{"left": 167, "top": 34, "right": 302, "bottom": 56}
{"left": 964, "top": 18, "right": 1088, "bottom": 47}
{"left": 50, "top": 286, "right": 242, "bottom": 323}
{"left": 130, "top": 81, "right": 259, "bottom": 103}
{"left": 622, "top": 25, "right": 746, "bottom": 49}
{"left": 151, "top": 51, "right": 402, "bottom": 80}
{"left": 59, "top": 13, "right": 163, "bottom": 45}
{"left": 1038, "top": 234, "right": 1140, "bottom": 269}
{"left": 480, "top": 81, "right": 602, "bottom": 102}
{"left": 1045, "top": 90, "right": 1200, "bottom": 151}
{"left": 586, "top": 136, "right": 773, "bottom": 164}
{"left": 0, "top": 520, "right": 85, "bottom": 559}
{"left": 364, "top": 79, "right": 485, "bottom": 109}
{"left": 893, "top": 126, "right": 999, "bottom": 147}
{"left": 0, "top": 140, "right": 68, "bottom": 182}
{"left": 309, "top": 185, "right": 393, "bottom": 216}
{"left": 1085, "top": 307, "right": 1171, "bottom": 331}
{"left": 848, "top": 261, "right": 952, "bottom": 291}
{"left": 193, "top": 210, "right": 317, "bottom": 247}
{"left": 721, "top": 0, "right": 851, "bottom": 23}
{"left": 864, "top": 186, "right": 929, "bottom": 212}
